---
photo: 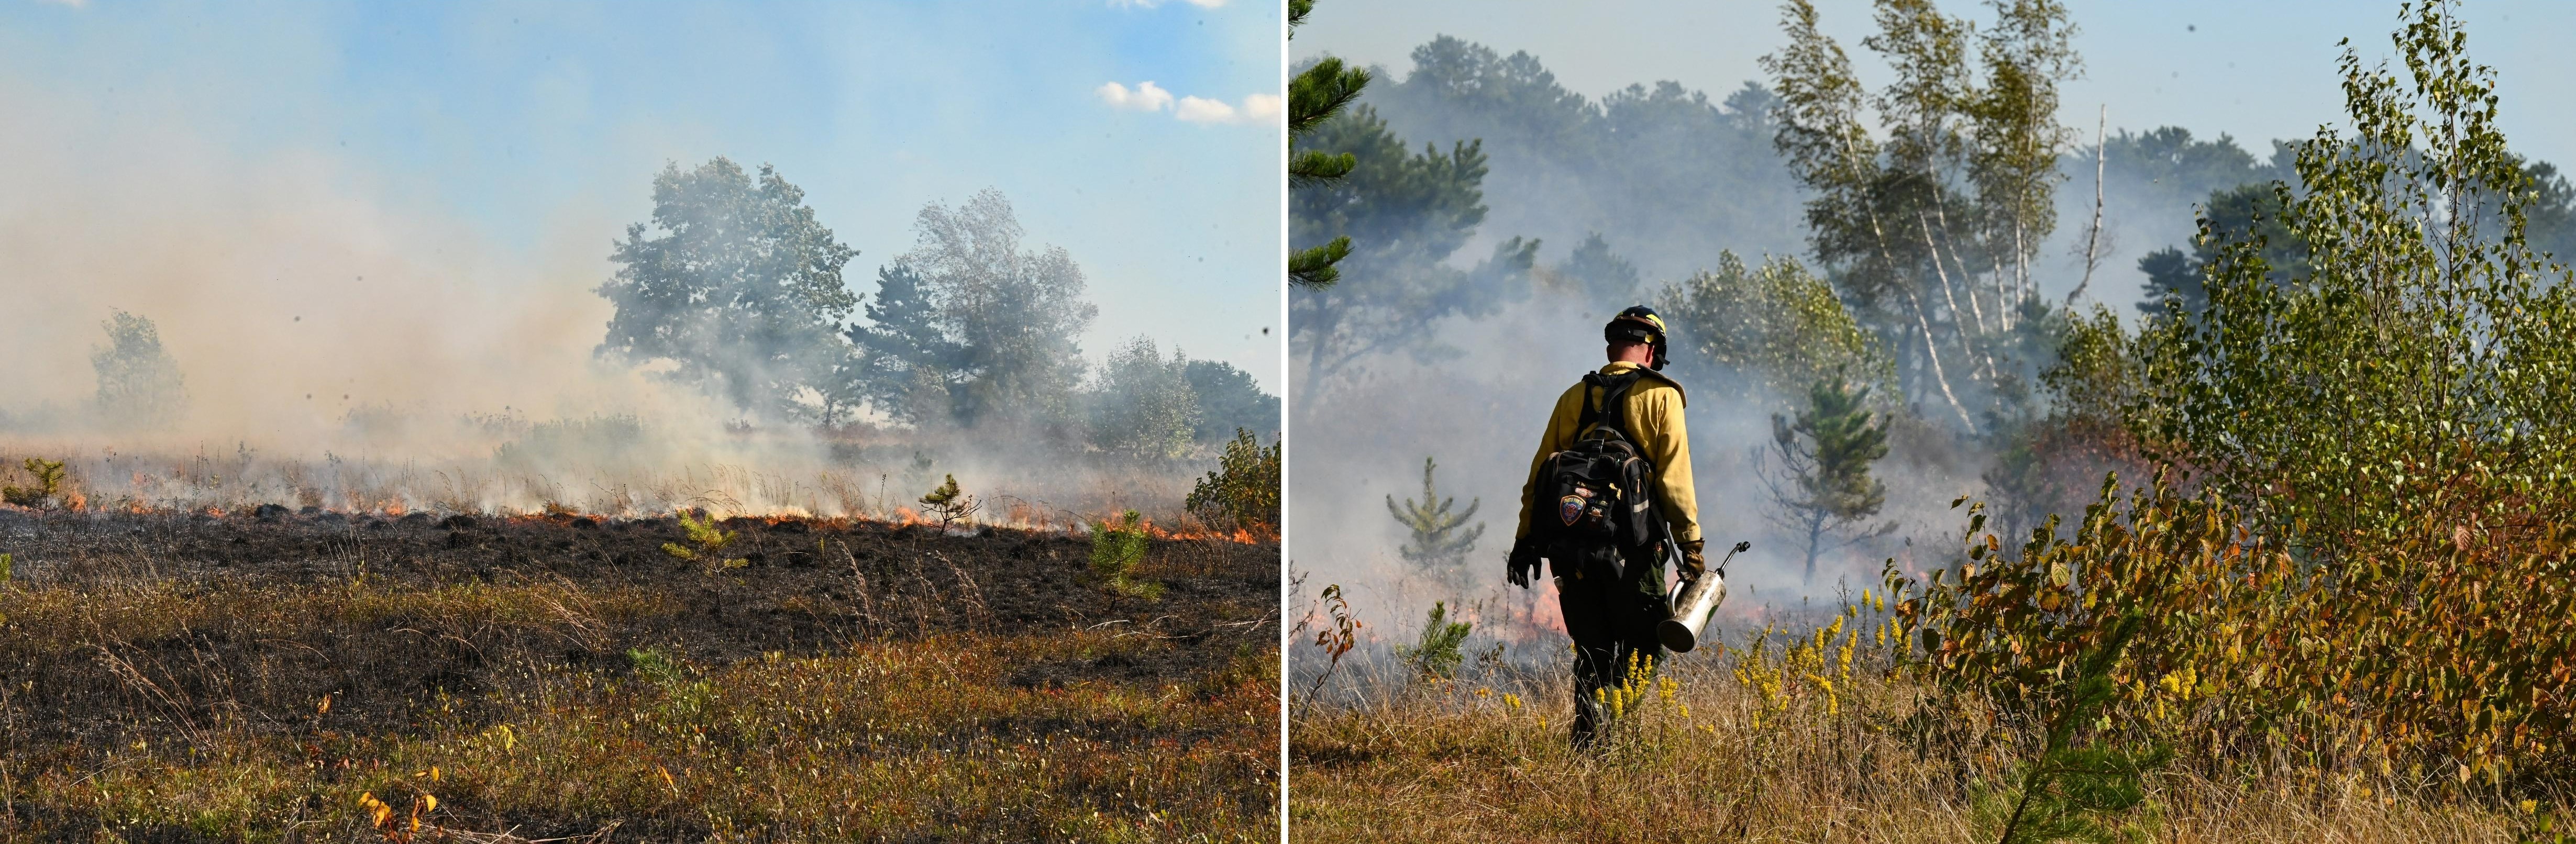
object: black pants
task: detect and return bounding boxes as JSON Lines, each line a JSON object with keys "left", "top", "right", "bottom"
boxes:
{"left": 1552, "top": 541, "right": 1668, "bottom": 749}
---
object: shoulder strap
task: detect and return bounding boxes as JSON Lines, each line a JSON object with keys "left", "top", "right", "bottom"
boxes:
{"left": 1576, "top": 371, "right": 1645, "bottom": 442}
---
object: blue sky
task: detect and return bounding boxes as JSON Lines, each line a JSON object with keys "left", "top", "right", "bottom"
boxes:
{"left": 1297, "top": 0, "right": 2576, "bottom": 185}
{"left": 0, "top": 0, "right": 1283, "bottom": 395}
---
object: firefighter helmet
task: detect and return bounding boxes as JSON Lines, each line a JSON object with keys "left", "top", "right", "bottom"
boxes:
{"left": 1604, "top": 306, "right": 1669, "bottom": 371}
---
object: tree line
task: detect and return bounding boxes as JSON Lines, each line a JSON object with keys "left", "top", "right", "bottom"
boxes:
{"left": 595, "top": 158, "right": 1275, "bottom": 461}
{"left": 1292, "top": 0, "right": 2576, "bottom": 576}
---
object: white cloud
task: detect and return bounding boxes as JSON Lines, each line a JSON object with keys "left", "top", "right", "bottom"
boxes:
{"left": 1094, "top": 80, "right": 1174, "bottom": 112}
{"left": 1108, "top": 0, "right": 1225, "bottom": 7}
{"left": 1178, "top": 94, "right": 1282, "bottom": 126}
{"left": 1240, "top": 93, "right": 1281, "bottom": 122}
{"left": 1099, "top": 84, "right": 1276, "bottom": 128}
{"left": 35, "top": 0, "right": 90, "bottom": 8}
{"left": 1174, "top": 95, "right": 1236, "bottom": 124}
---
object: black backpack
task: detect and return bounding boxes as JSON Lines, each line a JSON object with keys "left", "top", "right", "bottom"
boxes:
{"left": 1534, "top": 371, "right": 1660, "bottom": 576}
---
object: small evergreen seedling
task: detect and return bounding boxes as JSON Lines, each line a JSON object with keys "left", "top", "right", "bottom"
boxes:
{"left": 1386, "top": 457, "right": 1484, "bottom": 584}
{"left": 626, "top": 647, "right": 713, "bottom": 718}
{"left": 920, "top": 474, "right": 979, "bottom": 530}
{"left": 1088, "top": 509, "right": 1162, "bottom": 600}
{"left": 1396, "top": 601, "right": 1473, "bottom": 681}
{"left": 2, "top": 458, "right": 66, "bottom": 508}
{"left": 661, "top": 510, "right": 746, "bottom": 572}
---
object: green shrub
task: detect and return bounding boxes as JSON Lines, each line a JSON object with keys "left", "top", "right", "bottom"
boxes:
{"left": 1186, "top": 429, "right": 1279, "bottom": 532}
{"left": 1890, "top": 471, "right": 2576, "bottom": 787}
{"left": 1899, "top": 5, "right": 2576, "bottom": 789}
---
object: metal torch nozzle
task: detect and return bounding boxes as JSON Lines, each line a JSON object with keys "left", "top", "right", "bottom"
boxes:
{"left": 1657, "top": 540, "right": 1748, "bottom": 652}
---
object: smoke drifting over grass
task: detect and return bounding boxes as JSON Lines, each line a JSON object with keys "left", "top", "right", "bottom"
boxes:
{"left": 0, "top": 78, "right": 689, "bottom": 469}
{"left": 0, "top": 77, "right": 1237, "bottom": 525}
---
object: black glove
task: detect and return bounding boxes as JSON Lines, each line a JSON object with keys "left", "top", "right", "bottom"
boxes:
{"left": 1677, "top": 539, "right": 1707, "bottom": 584}
{"left": 1506, "top": 535, "right": 1542, "bottom": 589}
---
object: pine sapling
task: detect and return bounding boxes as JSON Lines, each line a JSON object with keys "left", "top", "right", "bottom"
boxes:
{"left": 920, "top": 473, "right": 979, "bottom": 531}
{"left": 2, "top": 458, "right": 67, "bottom": 508}
{"left": 1395, "top": 601, "right": 1473, "bottom": 681}
{"left": 661, "top": 509, "right": 747, "bottom": 572}
{"left": 1763, "top": 375, "right": 1894, "bottom": 584}
{"left": 1088, "top": 509, "right": 1162, "bottom": 600}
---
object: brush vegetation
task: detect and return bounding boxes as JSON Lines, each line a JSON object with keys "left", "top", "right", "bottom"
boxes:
{"left": 1297, "top": 5, "right": 2576, "bottom": 840}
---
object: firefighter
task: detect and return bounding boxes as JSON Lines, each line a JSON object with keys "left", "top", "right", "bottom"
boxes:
{"left": 1505, "top": 306, "right": 1708, "bottom": 749}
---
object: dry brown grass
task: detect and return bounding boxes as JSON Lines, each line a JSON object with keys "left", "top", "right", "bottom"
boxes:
{"left": 0, "top": 510, "right": 1279, "bottom": 842}
{"left": 1290, "top": 640, "right": 2541, "bottom": 843}
{"left": 7, "top": 631, "right": 1274, "bottom": 841}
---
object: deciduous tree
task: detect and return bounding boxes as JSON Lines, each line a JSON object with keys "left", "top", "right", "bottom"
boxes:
{"left": 92, "top": 309, "right": 187, "bottom": 429}
{"left": 597, "top": 158, "right": 858, "bottom": 423}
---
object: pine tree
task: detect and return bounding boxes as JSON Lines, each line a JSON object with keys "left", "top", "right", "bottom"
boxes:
{"left": 845, "top": 262, "right": 964, "bottom": 424}
{"left": 1288, "top": 0, "right": 1370, "bottom": 290}
{"left": 1765, "top": 376, "right": 1892, "bottom": 583}
{"left": 1386, "top": 457, "right": 1484, "bottom": 582}
{"left": 1290, "top": 106, "right": 1534, "bottom": 406}
{"left": 1556, "top": 231, "right": 1641, "bottom": 303}
{"left": 919, "top": 474, "right": 978, "bottom": 530}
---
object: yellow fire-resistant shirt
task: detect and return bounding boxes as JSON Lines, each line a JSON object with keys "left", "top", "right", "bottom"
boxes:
{"left": 1515, "top": 361, "right": 1701, "bottom": 544}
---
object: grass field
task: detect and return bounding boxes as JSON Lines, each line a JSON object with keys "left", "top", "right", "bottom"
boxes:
{"left": 1289, "top": 618, "right": 2550, "bottom": 843}
{"left": 0, "top": 507, "right": 1278, "bottom": 842}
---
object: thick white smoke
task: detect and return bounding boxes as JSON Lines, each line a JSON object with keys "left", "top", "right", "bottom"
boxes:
{"left": 0, "top": 75, "right": 1215, "bottom": 525}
